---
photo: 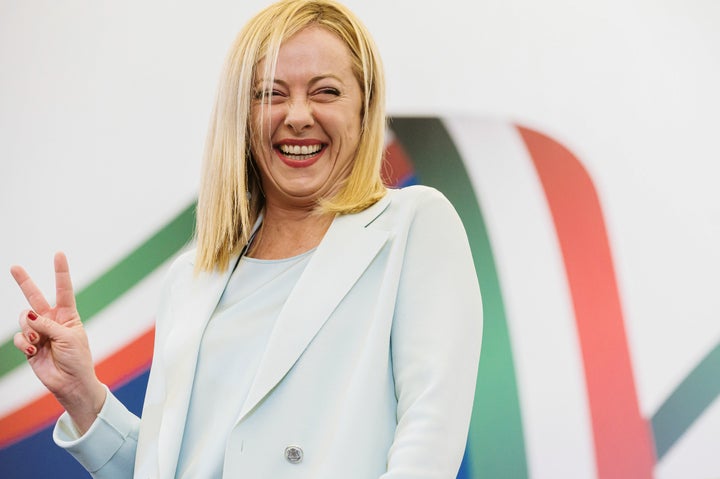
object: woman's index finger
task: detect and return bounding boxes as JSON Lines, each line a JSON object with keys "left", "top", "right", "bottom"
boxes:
{"left": 10, "top": 265, "right": 52, "bottom": 314}
{"left": 54, "top": 252, "right": 77, "bottom": 310}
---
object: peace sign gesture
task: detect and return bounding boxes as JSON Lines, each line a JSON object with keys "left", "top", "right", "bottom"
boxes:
{"left": 12, "top": 252, "right": 106, "bottom": 434}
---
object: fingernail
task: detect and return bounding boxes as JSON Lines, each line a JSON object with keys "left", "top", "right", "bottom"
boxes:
{"left": 25, "top": 345, "right": 36, "bottom": 356}
{"left": 27, "top": 311, "right": 37, "bottom": 321}
{"left": 28, "top": 332, "right": 37, "bottom": 342}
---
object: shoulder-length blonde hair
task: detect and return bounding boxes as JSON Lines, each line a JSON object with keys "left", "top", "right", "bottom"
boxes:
{"left": 194, "top": 0, "right": 387, "bottom": 272}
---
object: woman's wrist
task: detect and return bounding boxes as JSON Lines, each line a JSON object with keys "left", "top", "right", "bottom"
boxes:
{"left": 58, "top": 378, "right": 108, "bottom": 435}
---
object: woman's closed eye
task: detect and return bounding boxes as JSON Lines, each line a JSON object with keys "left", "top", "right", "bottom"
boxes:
{"left": 312, "top": 87, "right": 341, "bottom": 101}
{"left": 254, "top": 89, "right": 285, "bottom": 102}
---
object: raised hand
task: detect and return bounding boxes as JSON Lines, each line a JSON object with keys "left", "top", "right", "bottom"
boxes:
{"left": 12, "top": 252, "right": 106, "bottom": 434}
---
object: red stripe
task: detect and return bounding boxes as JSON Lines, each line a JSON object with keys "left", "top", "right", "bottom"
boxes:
{"left": 384, "top": 139, "right": 413, "bottom": 186}
{"left": 0, "top": 326, "right": 155, "bottom": 448}
{"left": 95, "top": 326, "right": 154, "bottom": 390}
{"left": 518, "top": 126, "right": 655, "bottom": 477}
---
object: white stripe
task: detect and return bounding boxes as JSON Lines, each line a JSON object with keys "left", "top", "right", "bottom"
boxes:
{"left": 0, "top": 255, "right": 180, "bottom": 419}
{"left": 443, "top": 118, "right": 597, "bottom": 479}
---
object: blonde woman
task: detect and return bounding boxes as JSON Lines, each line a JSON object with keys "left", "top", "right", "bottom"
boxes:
{"left": 12, "top": 1, "right": 483, "bottom": 477}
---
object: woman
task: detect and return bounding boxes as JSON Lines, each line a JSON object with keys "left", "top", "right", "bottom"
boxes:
{"left": 12, "top": 1, "right": 483, "bottom": 477}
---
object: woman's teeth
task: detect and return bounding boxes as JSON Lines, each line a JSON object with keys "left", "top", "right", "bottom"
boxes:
{"left": 279, "top": 144, "right": 322, "bottom": 157}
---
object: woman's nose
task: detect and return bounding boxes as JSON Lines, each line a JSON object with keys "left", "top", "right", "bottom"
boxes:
{"left": 283, "top": 100, "right": 314, "bottom": 133}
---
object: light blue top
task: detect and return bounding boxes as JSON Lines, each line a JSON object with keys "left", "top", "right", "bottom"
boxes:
{"left": 175, "top": 249, "right": 314, "bottom": 479}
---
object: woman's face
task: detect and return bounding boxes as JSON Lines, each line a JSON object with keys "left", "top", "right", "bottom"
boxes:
{"left": 251, "top": 26, "right": 363, "bottom": 210}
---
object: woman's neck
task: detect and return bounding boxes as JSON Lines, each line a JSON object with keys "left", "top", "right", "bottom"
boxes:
{"left": 246, "top": 205, "right": 334, "bottom": 260}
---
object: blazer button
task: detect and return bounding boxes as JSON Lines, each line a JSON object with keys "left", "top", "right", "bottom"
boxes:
{"left": 285, "top": 445, "right": 303, "bottom": 464}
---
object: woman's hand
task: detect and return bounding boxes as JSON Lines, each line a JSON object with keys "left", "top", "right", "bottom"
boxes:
{"left": 11, "top": 252, "right": 106, "bottom": 434}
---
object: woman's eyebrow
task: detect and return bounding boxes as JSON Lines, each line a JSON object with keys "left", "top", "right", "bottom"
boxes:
{"left": 255, "top": 74, "right": 344, "bottom": 88}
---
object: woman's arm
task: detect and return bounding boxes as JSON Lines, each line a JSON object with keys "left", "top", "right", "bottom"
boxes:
{"left": 385, "top": 189, "right": 483, "bottom": 478}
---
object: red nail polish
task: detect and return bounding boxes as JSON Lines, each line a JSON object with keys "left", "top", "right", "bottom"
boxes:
{"left": 26, "top": 345, "right": 36, "bottom": 356}
{"left": 27, "top": 311, "right": 37, "bottom": 321}
{"left": 28, "top": 332, "right": 37, "bottom": 342}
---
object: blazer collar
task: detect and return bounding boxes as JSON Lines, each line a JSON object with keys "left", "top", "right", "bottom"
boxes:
{"left": 236, "top": 192, "right": 392, "bottom": 421}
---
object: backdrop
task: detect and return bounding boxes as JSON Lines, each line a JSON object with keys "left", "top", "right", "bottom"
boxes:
{"left": 1, "top": 1, "right": 718, "bottom": 478}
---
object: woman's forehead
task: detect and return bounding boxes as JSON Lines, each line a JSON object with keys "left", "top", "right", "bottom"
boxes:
{"left": 254, "top": 27, "right": 354, "bottom": 81}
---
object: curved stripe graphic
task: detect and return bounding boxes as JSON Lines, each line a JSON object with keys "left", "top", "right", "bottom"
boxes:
{"left": 445, "top": 118, "right": 598, "bottom": 478}
{"left": 519, "top": 126, "right": 656, "bottom": 477}
{"left": 391, "top": 117, "right": 528, "bottom": 479}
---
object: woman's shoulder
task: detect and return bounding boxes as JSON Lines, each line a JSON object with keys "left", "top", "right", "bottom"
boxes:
{"left": 169, "top": 249, "right": 197, "bottom": 274}
{"left": 160, "top": 249, "right": 198, "bottom": 291}
{"left": 384, "top": 185, "right": 459, "bottom": 220}
{"left": 388, "top": 184, "right": 444, "bottom": 201}
{"left": 357, "top": 185, "right": 463, "bottom": 238}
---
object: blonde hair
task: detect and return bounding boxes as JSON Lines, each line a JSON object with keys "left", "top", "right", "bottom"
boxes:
{"left": 195, "top": 0, "right": 387, "bottom": 272}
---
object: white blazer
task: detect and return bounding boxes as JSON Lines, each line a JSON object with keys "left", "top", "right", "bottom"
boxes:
{"left": 56, "top": 185, "right": 483, "bottom": 479}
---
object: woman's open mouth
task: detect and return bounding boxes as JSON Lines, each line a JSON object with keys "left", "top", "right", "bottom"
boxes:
{"left": 275, "top": 143, "right": 326, "bottom": 167}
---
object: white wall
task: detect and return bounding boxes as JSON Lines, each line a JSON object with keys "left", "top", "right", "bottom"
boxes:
{"left": 2, "top": 1, "right": 719, "bottom": 476}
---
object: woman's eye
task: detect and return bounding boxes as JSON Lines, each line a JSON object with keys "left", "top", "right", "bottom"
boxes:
{"left": 254, "top": 89, "right": 283, "bottom": 102}
{"left": 314, "top": 87, "right": 341, "bottom": 98}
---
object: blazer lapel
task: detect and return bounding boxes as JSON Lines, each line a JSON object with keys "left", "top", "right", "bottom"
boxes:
{"left": 156, "top": 254, "right": 240, "bottom": 479}
{"left": 237, "top": 193, "right": 393, "bottom": 421}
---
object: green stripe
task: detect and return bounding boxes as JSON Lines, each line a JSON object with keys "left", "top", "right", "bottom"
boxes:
{"left": 0, "top": 203, "right": 196, "bottom": 376}
{"left": 651, "top": 340, "right": 720, "bottom": 458}
{"left": 391, "top": 117, "right": 528, "bottom": 478}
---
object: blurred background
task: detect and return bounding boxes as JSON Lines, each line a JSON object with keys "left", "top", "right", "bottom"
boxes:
{"left": 1, "top": 0, "right": 718, "bottom": 477}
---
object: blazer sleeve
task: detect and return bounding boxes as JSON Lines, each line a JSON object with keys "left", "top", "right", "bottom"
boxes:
{"left": 383, "top": 188, "right": 483, "bottom": 478}
{"left": 53, "top": 385, "right": 139, "bottom": 479}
